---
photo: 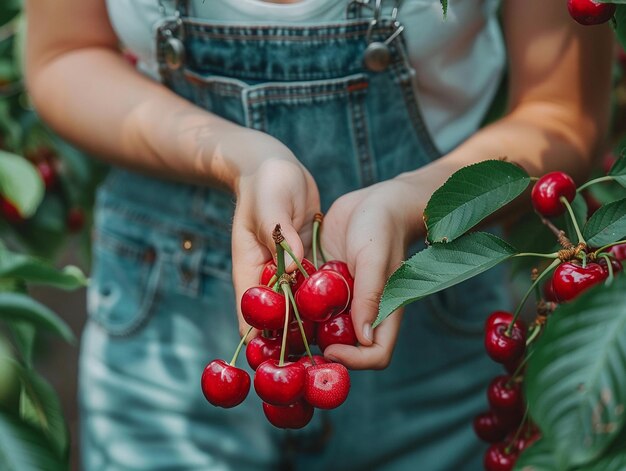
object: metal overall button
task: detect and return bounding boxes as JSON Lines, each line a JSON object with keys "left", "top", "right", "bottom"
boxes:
{"left": 163, "top": 29, "right": 185, "bottom": 71}
{"left": 363, "top": 0, "right": 404, "bottom": 72}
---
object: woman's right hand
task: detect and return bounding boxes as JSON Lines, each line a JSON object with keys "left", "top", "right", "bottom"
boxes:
{"left": 231, "top": 133, "right": 320, "bottom": 338}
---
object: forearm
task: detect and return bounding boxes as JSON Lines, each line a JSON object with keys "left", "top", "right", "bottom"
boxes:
{"left": 27, "top": 47, "right": 289, "bottom": 192}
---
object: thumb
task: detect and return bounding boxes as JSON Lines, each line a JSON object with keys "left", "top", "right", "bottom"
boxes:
{"left": 258, "top": 219, "right": 305, "bottom": 274}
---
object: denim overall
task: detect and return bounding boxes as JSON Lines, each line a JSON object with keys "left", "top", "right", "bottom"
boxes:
{"left": 80, "top": 1, "right": 506, "bottom": 469}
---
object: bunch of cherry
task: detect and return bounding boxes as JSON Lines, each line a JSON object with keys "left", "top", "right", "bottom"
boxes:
{"left": 0, "top": 146, "right": 84, "bottom": 232}
{"left": 201, "top": 218, "right": 357, "bottom": 429}
{"left": 478, "top": 171, "right": 625, "bottom": 471}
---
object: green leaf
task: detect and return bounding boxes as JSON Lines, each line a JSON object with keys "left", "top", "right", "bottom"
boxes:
{"left": 0, "top": 151, "right": 44, "bottom": 218}
{"left": 0, "top": 411, "right": 68, "bottom": 471}
{"left": 8, "top": 322, "right": 36, "bottom": 367}
{"left": 15, "top": 365, "right": 68, "bottom": 458}
{"left": 375, "top": 232, "right": 517, "bottom": 326}
{"left": 583, "top": 198, "right": 626, "bottom": 248}
{"left": 0, "top": 293, "right": 74, "bottom": 343}
{"left": 578, "top": 426, "right": 626, "bottom": 471}
{"left": 514, "top": 439, "right": 560, "bottom": 471}
{"left": 0, "top": 248, "right": 87, "bottom": 290}
{"left": 440, "top": 0, "right": 448, "bottom": 18}
{"left": 608, "top": 151, "right": 626, "bottom": 188}
{"left": 615, "top": 7, "right": 626, "bottom": 52}
{"left": 525, "top": 276, "right": 626, "bottom": 468}
{"left": 424, "top": 160, "right": 530, "bottom": 244}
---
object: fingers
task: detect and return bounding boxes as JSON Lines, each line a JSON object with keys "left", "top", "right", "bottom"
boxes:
{"left": 323, "top": 309, "right": 403, "bottom": 370}
{"left": 349, "top": 248, "right": 394, "bottom": 347}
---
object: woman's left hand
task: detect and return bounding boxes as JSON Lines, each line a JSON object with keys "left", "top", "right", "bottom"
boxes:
{"left": 320, "top": 177, "right": 426, "bottom": 370}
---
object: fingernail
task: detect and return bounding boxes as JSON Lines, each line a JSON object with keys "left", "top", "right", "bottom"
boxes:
{"left": 325, "top": 355, "right": 338, "bottom": 363}
{"left": 363, "top": 324, "right": 373, "bottom": 342}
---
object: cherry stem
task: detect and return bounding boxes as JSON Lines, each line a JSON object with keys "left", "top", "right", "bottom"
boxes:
{"left": 512, "top": 350, "right": 534, "bottom": 380}
{"left": 267, "top": 274, "right": 277, "bottom": 288}
{"left": 538, "top": 213, "right": 565, "bottom": 241}
{"left": 506, "top": 258, "right": 560, "bottom": 336}
{"left": 513, "top": 252, "right": 560, "bottom": 260}
{"left": 598, "top": 253, "right": 615, "bottom": 285}
{"left": 505, "top": 408, "right": 530, "bottom": 455}
{"left": 594, "top": 239, "right": 626, "bottom": 256}
{"left": 529, "top": 176, "right": 539, "bottom": 182}
{"left": 576, "top": 175, "right": 615, "bottom": 193}
{"left": 526, "top": 324, "right": 543, "bottom": 347}
{"left": 230, "top": 326, "right": 253, "bottom": 366}
{"left": 278, "top": 287, "right": 291, "bottom": 367}
{"left": 279, "top": 240, "right": 310, "bottom": 278}
{"left": 560, "top": 196, "right": 585, "bottom": 244}
{"left": 312, "top": 217, "right": 321, "bottom": 269}
{"left": 276, "top": 240, "right": 286, "bottom": 278}
{"left": 282, "top": 283, "right": 315, "bottom": 362}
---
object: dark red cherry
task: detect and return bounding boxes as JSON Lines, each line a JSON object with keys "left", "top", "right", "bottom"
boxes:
{"left": 485, "top": 311, "right": 525, "bottom": 332}
{"left": 473, "top": 411, "right": 507, "bottom": 443}
{"left": 36, "top": 160, "right": 57, "bottom": 190}
{"left": 295, "top": 271, "right": 350, "bottom": 322}
{"left": 484, "top": 443, "right": 518, "bottom": 471}
{"left": 304, "top": 362, "right": 350, "bottom": 410}
{"left": 598, "top": 256, "right": 623, "bottom": 276}
{"left": 484, "top": 323, "right": 526, "bottom": 365}
{"left": 297, "top": 355, "right": 329, "bottom": 369}
{"left": 0, "top": 197, "right": 23, "bottom": 224}
{"left": 262, "top": 400, "right": 314, "bottom": 429}
{"left": 320, "top": 260, "right": 354, "bottom": 300}
{"left": 507, "top": 429, "right": 541, "bottom": 453}
{"left": 200, "top": 359, "right": 250, "bottom": 408}
{"left": 286, "top": 318, "right": 316, "bottom": 354}
{"left": 66, "top": 207, "right": 85, "bottom": 233}
{"left": 531, "top": 171, "right": 576, "bottom": 217}
{"left": 241, "top": 286, "right": 288, "bottom": 330}
{"left": 603, "top": 152, "right": 617, "bottom": 175}
{"left": 551, "top": 261, "right": 608, "bottom": 302}
{"left": 316, "top": 312, "right": 357, "bottom": 352}
{"left": 567, "top": 0, "right": 616, "bottom": 26}
{"left": 609, "top": 243, "right": 626, "bottom": 261}
{"left": 253, "top": 359, "right": 305, "bottom": 406}
{"left": 260, "top": 260, "right": 278, "bottom": 286}
{"left": 245, "top": 335, "right": 282, "bottom": 370}
{"left": 543, "top": 280, "right": 559, "bottom": 303}
{"left": 487, "top": 376, "right": 525, "bottom": 415}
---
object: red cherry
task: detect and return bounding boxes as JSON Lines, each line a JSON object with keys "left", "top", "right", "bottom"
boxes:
{"left": 295, "top": 271, "right": 350, "bottom": 322}
{"left": 254, "top": 359, "right": 305, "bottom": 406}
{"left": 567, "top": 0, "right": 616, "bottom": 26}
{"left": 504, "top": 356, "right": 524, "bottom": 376}
{"left": 260, "top": 260, "right": 277, "bottom": 286}
{"left": 598, "top": 256, "right": 623, "bottom": 275}
{"left": 551, "top": 261, "right": 608, "bottom": 302}
{"left": 200, "top": 359, "right": 250, "bottom": 408}
{"left": 262, "top": 400, "right": 314, "bottom": 429}
{"left": 241, "top": 286, "right": 288, "bottom": 330}
{"left": 286, "top": 318, "right": 316, "bottom": 354}
{"left": 473, "top": 411, "right": 507, "bottom": 443}
{"left": 487, "top": 376, "right": 525, "bottom": 415}
{"left": 531, "top": 172, "right": 576, "bottom": 217}
{"left": 259, "top": 258, "right": 316, "bottom": 292}
{"left": 316, "top": 313, "right": 357, "bottom": 352}
{"left": 245, "top": 335, "right": 282, "bottom": 370}
{"left": 304, "top": 362, "right": 350, "bottom": 410}
{"left": 509, "top": 430, "right": 541, "bottom": 453}
{"left": 0, "top": 197, "right": 24, "bottom": 224}
{"left": 484, "top": 443, "right": 518, "bottom": 471}
{"left": 484, "top": 311, "right": 524, "bottom": 332}
{"left": 320, "top": 260, "right": 354, "bottom": 300}
{"left": 36, "top": 160, "right": 57, "bottom": 190}
{"left": 484, "top": 323, "right": 526, "bottom": 365}
{"left": 542, "top": 280, "right": 559, "bottom": 303}
{"left": 66, "top": 207, "right": 85, "bottom": 233}
{"left": 608, "top": 243, "right": 626, "bottom": 261}
{"left": 297, "top": 355, "right": 329, "bottom": 369}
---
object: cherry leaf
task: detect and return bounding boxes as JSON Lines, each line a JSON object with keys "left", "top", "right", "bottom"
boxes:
{"left": 583, "top": 197, "right": 626, "bottom": 248}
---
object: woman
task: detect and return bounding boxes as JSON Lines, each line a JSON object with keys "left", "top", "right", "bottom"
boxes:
{"left": 25, "top": 0, "right": 612, "bottom": 470}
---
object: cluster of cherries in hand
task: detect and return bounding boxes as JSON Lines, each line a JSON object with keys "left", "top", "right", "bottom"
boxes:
{"left": 201, "top": 220, "right": 357, "bottom": 429}
{"left": 477, "top": 171, "right": 624, "bottom": 470}
{"left": 0, "top": 146, "right": 85, "bottom": 232}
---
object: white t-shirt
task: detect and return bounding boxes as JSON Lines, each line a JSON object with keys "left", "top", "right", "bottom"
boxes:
{"left": 106, "top": 0, "right": 505, "bottom": 153}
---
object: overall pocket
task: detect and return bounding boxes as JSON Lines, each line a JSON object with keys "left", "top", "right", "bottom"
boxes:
{"left": 87, "top": 228, "right": 162, "bottom": 337}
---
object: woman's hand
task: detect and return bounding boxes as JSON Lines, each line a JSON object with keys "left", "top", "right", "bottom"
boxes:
{"left": 232, "top": 139, "right": 320, "bottom": 338}
{"left": 320, "top": 177, "right": 427, "bottom": 370}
